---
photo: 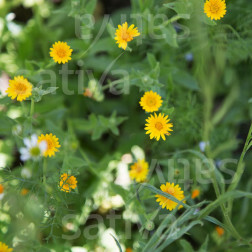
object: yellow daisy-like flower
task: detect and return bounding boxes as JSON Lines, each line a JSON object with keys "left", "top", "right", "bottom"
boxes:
{"left": 204, "top": 0, "right": 226, "bottom": 20}
{"left": 0, "top": 242, "right": 13, "bottom": 252}
{"left": 6, "top": 76, "right": 32, "bottom": 102}
{"left": 38, "top": 133, "right": 61, "bottom": 157}
{"left": 129, "top": 159, "right": 149, "bottom": 183}
{"left": 59, "top": 173, "right": 77, "bottom": 193}
{"left": 115, "top": 22, "right": 140, "bottom": 50}
{"left": 191, "top": 188, "right": 200, "bottom": 199}
{"left": 155, "top": 182, "right": 185, "bottom": 211}
{"left": 50, "top": 41, "right": 73, "bottom": 64}
{"left": 139, "top": 91, "right": 163, "bottom": 113}
{"left": 145, "top": 113, "right": 173, "bottom": 141}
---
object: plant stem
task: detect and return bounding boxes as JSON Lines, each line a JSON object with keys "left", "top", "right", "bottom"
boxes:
{"left": 21, "top": 101, "right": 26, "bottom": 116}
{"left": 30, "top": 98, "right": 35, "bottom": 118}
{"left": 43, "top": 158, "right": 47, "bottom": 185}
{"left": 227, "top": 122, "right": 252, "bottom": 215}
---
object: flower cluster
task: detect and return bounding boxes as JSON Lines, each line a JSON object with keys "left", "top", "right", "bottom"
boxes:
{"left": 59, "top": 173, "right": 78, "bottom": 193}
{"left": 139, "top": 91, "right": 173, "bottom": 141}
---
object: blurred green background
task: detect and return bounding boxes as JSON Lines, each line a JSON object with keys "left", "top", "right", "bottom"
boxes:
{"left": 0, "top": 0, "right": 252, "bottom": 251}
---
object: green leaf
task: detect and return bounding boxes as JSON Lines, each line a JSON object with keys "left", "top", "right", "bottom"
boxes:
{"left": 172, "top": 69, "right": 199, "bottom": 91}
{"left": 0, "top": 115, "right": 16, "bottom": 135}
{"left": 164, "top": 0, "right": 193, "bottom": 17}
{"left": 198, "top": 236, "right": 209, "bottom": 252}
{"left": 147, "top": 53, "right": 158, "bottom": 68}
{"left": 160, "top": 24, "right": 178, "bottom": 48}
{"left": 179, "top": 239, "right": 194, "bottom": 252}
{"left": 32, "top": 87, "right": 59, "bottom": 102}
{"left": 63, "top": 156, "right": 87, "bottom": 170}
{"left": 156, "top": 220, "right": 203, "bottom": 251}
{"left": 107, "top": 23, "right": 116, "bottom": 39}
{"left": 198, "top": 190, "right": 252, "bottom": 219}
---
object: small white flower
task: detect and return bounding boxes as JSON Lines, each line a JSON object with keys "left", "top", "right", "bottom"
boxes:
{"left": 21, "top": 167, "right": 32, "bottom": 179}
{"left": 20, "top": 134, "right": 47, "bottom": 161}
{"left": 115, "top": 162, "right": 131, "bottom": 188}
{"left": 0, "top": 193, "right": 4, "bottom": 200}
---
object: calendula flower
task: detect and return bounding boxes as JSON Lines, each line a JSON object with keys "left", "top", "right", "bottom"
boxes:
{"left": 215, "top": 226, "right": 224, "bottom": 237}
{"left": 38, "top": 133, "right": 61, "bottom": 157}
{"left": 59, "top": 173, "right": 77, "bottom": 193}
{"left": 155, "top": 182, "right": 185, "bottom": 211}
{"left": 126, "top": 249, "right": 133, "bottom": 252}
{"left": 204, "top": 0, "right": 226, "bottom": 20}
{"left": 0, "top": 184, "right": 4, "bottom": 200}
{"left": 0, "top": 242, "right": 13, "bottom": 252}
{"left": 139, "top": 91, "right": 163, "bottom": 112}
{"left": 21, "top": 188, "right": 29, "bottom": 196}
{"left": 191, "top": 188, "right": 200, "bottom": 199}
{"left": 129, "top": 159, "right": 149, "bottom": 182}
{"left": 115, "top": 22, "right": 140, "bottom": 50}
{"left": 6, "top": 76, "right": 32, "bottom": 101}
{"left": 145, "top": 113, "right": 173, "bottom": 141}
{"left": 50, "top": 41, "right": 73, "bottom": 64}
{"left": 20, "top": 134, "right": 47, "bottom": 161}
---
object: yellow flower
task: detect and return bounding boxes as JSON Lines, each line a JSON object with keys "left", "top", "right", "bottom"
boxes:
{"left": 215, "top": 226, "right": 224, "bottom": 237}
{"left": 155, "top": 182, "right": 185, "bottom": 211}
{"left": 145, "top": 113, "right": 173, "bottom": 141}
{"left": 115, "top": 22, "right": 140, "bottom": 50}
{"left": 21, "top": 188, "right": 29, "bottom": 196}
{"left": 129, "top": 159, "right": 149, "bottom": 183}
{"left": 191, "top": 188, "right": 200, "bottom": 199}
{"left": 59, "top": 173, "right": 77, "bottom": 193}
{"left": 50, "top": 41, "right": 73, "bottom": 64}
{"left": 38, "top": 133, "right": 61, "bottom": 157}
{"left": 140, "top": 91, "right": 163, "bottom": 112}
{"left": 0, "top": 242, "right": 13, "bottom": 252}
{"left": 6, "top": 76, "right": 32, "bottom": 102}
{"left": 204, "top": 0, "right": 226, "bottom": 20}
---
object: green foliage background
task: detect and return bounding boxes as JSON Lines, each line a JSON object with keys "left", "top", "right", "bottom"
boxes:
{"left": 0, "top": 0, "right": 252, "bottom": 251}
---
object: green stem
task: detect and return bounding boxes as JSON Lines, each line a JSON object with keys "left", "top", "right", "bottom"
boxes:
{"left": 227, "top": 122, "right": 252, "bottom": 215}
{"left": 21, "top": 101, "right": 26, "bottom": 116}
{"left": 30, "top": 99, "right": 34, "bottom": 118}
{"left": 43, "top": 158, "right": 47, "bottom": 185}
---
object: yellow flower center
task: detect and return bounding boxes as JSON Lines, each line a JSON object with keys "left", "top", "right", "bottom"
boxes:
{"left": 56, "top": 48, "right": 67, "bottom": 58}
{"left": 210, "top": 3, "right": 220, "bottom": 13}
{"left": 155, "top": 122, "right": 163, "bottom": 131}
{"left": 46, "top": 138, "right": 53, "bottom": 149}
{"left": 136, "top": 164, "right": 143, "bottom": 173}
{"left": 121, "top": 31, "right": 132, "bottom": 41}
{"left": 15, "top": 82, "right": 28, "bottom": 94}
{"left": 167, "top": 187, "right": 175, "bottom": 195}
{"left": 147, "top": 98, "right": 156, "bottom": 107}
